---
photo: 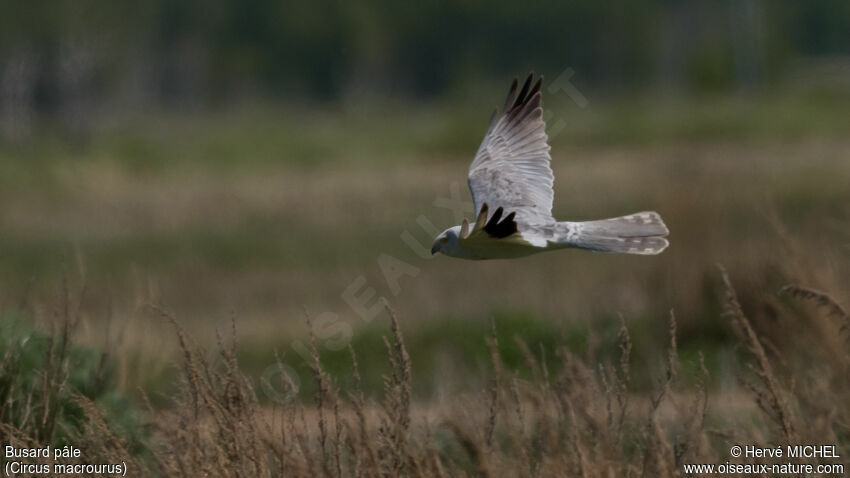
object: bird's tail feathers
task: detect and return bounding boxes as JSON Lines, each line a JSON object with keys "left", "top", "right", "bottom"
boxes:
{"left": 559, "top": 211, "right": 669, "bottom": 255}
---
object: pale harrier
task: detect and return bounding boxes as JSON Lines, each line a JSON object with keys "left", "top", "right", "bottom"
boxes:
{"left": 431, "top": 73, "right": 669, "bottom": 260}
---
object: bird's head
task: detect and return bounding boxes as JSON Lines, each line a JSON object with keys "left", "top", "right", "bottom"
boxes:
{"left": 431, "top": 226, "right": 462, "bottom": 256}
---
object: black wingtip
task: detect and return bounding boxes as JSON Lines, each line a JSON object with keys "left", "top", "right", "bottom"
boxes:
{"left": 501, "top": 72, "right": 545, "bottom": 119}
{"left": 531, "top": 76, "right": 543, "bottom": 96}
{"left": 488, "top": 206, "right": 504, "bottom": 226}
{"left": 502, "top": 78, "right": 519, "bottom": 113}
{"left": 513, "top": 74, "right": 534, "bottom": 110}
{"left": 483, "top": 206, "right": 519, "bottom": 239}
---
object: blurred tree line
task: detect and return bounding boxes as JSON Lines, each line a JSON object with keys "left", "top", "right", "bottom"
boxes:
{"left": 1, "top": 0, "right": 849, "bottom": 141}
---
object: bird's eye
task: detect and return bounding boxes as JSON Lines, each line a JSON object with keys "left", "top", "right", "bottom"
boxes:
{"left": 440, "top": 237, "right": 449, "bottom": 243}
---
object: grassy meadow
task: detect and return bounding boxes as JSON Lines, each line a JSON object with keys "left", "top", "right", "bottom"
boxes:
{"left": 2, "top": 90, "right": 850, "bottom": 475}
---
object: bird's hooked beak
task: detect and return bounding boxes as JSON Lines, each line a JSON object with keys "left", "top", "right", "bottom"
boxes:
{"left": 431, "top": 243, "right": 438, "bottom": 255}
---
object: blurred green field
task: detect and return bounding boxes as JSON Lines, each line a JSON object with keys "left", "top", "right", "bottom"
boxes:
{"left": 3, "top": 2, "right": 850, "bottom": 473}
{"left": 2, "top": 86, "right": 850, "bottom": 478}
{"left": 1, "top": 90, "right": 849, "bottom": 400}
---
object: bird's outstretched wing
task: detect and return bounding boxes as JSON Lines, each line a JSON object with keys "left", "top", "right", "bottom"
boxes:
{"left": 467, "top": 73, "right": 554, "bottom": 226}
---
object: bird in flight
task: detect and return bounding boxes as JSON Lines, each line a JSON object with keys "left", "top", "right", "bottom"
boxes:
{"left": 431, "top": 73, "right": 669, "bottom": 260}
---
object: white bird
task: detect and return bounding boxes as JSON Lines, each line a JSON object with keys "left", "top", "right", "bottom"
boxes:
{"left": 431, "top": 73, "right": 669, "bottom": 260}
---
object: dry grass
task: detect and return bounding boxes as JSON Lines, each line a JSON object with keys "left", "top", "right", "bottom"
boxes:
{"left": 3, "top": 266, "right": 849, "bottom": 477}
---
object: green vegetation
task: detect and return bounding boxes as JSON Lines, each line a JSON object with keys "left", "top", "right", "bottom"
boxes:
{"left": 4, "top": 90, "right": 850, "bottom": 177}
{"left": 0, "top": 313, "right": 146, "bottom": 453}
{"left": 2, "top": 1, "right": 849, "bottom": 109}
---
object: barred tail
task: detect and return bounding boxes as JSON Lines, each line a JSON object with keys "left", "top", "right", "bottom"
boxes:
{"left": 560, "top": 211, "right": 669, "bottom": 255}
